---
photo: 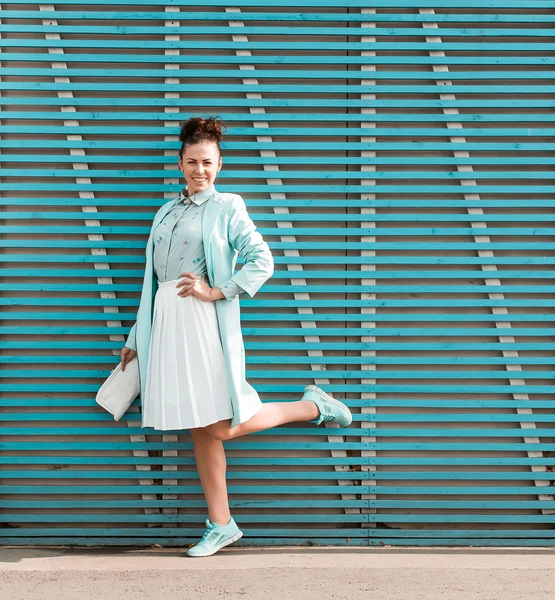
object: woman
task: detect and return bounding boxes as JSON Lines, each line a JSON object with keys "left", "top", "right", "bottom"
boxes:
{"left": 120, "top": 116, "right": 352, "bottom": 557}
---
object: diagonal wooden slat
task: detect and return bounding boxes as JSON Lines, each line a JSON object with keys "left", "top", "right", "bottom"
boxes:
{"left": 38, "top": 3, "right": 162, "bottom": 524}
{"left": 419, "top": 6, "right": 555, "bottom": 514}
{"left": 225, "top": 6, "right": 360, "bottom": 518}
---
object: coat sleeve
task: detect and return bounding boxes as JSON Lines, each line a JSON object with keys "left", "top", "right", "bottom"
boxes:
{"left": 123, "top": 201, "right": 168, "bottom": 349}
{"left": 125, "top": 322, "right": 137, "bottom": 351}
{"left": 219, "top": 194, "right": 274, "bottom": 299}
{"left": 217, "top": 279, "right": 248, "bottom": 301}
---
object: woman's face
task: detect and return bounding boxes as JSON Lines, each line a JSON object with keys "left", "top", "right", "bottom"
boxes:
{"left": 178, "top": 142, "right": 222, "bottom": 196}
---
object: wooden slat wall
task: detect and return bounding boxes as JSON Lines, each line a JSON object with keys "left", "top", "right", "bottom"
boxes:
{"left": 1, "top": 1, "right": 554, "bottom": 547}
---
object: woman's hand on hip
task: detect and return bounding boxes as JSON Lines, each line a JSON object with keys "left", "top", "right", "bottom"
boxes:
{"left": 176, "top": 272, "right": 224, "bottom": 302}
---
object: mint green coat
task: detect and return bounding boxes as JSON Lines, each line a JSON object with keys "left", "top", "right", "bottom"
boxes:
{"left": 128, "top": 188, "right": 274, "bottom": 427}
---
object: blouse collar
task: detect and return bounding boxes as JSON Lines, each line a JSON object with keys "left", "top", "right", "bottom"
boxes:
{"left": 179, "top": 182, "right": 216, "bottom": 205}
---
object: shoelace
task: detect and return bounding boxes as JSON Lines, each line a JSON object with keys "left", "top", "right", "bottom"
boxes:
{"left": 199, "top": 519, "right": 218, "bottom": 542}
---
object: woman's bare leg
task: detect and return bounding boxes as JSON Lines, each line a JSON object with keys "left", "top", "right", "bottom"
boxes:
{"left": 189, "top": 426, "right": 231, "bottom": 526}
{"left": 190, "top": 401, "right": 319, "bottom": 526}
{"left": 205, "top": 399, "right": 319, "bottom": 441}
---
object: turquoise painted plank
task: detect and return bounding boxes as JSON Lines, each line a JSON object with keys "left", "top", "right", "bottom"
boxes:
{"left": 4, "top": 52, "right": 555, "bottom": 64}
{"left": 4, "top": 10, "right": 555, "bottom": 23}
{"left": 3, "top": 312, "right": 555, "bottom": 322}
{"left": 3, "top": 112, "right": 555, "bottom": 123}
{"left": 2, "top": 520, "right": 555, "bottom": 531}
{"left": 3, "top": 82, "right": 555, "bottom": 93}
{"left": 3, "top": 168, "right": 554, "bottom": 178}
{"left": 4, "top": 342, "right": 555, "bottom": 351}
{"left": 4, "top": 355, "right": 555, "bottom": 365}
{"left": 3, "top": 97, "right": 553, "bottom": 108}
{"left": 3, "top": 426, "right": 555, "bottom": 437}
{"left": 5, "top": 68, "right": 555, "bottom": 79}
{"left": 4, "top": 383, "right": 555, "bottom": 394}
{"left": 3, "top": 10, "right": 554, "bottom": 23}
{"left": 3, "top": 411, "right": 554, "bottom": 423}
{"left": 5, "top": 226, "right": 554, "bottom": 237}
{"left": 2, "top": 516, "right": 366, "bottom": 524}
{"left": 1, "top": 484, "right": 553, "bottom": 495}
{"left": 4, "top": 25, "right": 555, "bottom": 37}
{"left": 2, "top": 442, "right": 554, "bottom": 452}
{"left": 3, "top": 253, "right": 555, "bottom": 264}
{"left": 8, "top": 0, "right": 555, "bottom": 7}
{"left": 0, "top": 440, "right": 555, "bottom": 450}
{"left": 3, "top": 283, "right": 554, "bottom": 294}
{"left": 7, "top": 126, "right": 555, "bottom": 138}
{"left": 5, "top": 327, "right": 555, "bottom": 338}
{"left": 4, "top": 302, "right": 554, "bottom": 314}
{"left": 2, "top": 39, "right": 554, "bottom": 51}
{"left": 4, "top": 470, "right": 555, "bottom": 481}
{"left": 17, "top": 397, "right": 554, "bottom": 408}
{"left": 4, "top": 455, "right": 554, "bottom": 466}
{"left": 3, "top": 157, "right": 554, "bottom": 167}
{"left": 1, "top": 144, "right": 553, "bottom": 155}
{"left": 5, "top": 311, "right": 555, "bottom": 324}
{"left": 0, "top": 527, "right": 364, "bottom": 537}
{"left": 3, "top": 268, "right": 555, "bottom": 280}
{"left": 2, "top": 241, "right": 554, "bottom": 251}
{"left": 2, "top": 522, "right": 555, "bottom": 533}
{"left": 4, "top": 300, "right": 554, "bottom": 310}
{"left": 3, "top": 404, "right": 555, "bottom": 416}
{"left": 2, "top": 498, "right": 554, "bottom": 509}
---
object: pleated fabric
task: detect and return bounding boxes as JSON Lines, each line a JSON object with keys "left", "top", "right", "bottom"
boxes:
{"left": 142, "top": 278, "right": 234, "bottom": 430}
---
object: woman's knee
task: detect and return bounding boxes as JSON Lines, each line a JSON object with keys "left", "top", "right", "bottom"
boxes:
{"left": 204, "top": 422, "right": 232, "bottom": 441}
{"left": 189, "top": 426, "right": 215, "bottom": 444}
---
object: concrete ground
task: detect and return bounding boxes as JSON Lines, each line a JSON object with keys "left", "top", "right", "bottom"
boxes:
{"left": 1, "top": 546, "right": 554, "bottom": 600}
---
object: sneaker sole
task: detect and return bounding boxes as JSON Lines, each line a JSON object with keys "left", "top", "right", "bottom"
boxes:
{"left": 304, "top": 384, "right": 353, "bottom": 426}
{"left": 186, "top": 530, "right": 243, "bottom": 557}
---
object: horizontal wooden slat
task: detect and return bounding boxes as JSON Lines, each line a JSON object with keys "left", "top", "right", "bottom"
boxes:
{"left": 2, "top": 112, "right": 555, "bottom": 122}
{"left": 7, "top": 0, "right": 555, "bottom": 6}
{"left": 3, "top": 10, "right": 555, "bottom": 22}
{"left": 5, "top": 52, "right": 555, "bottom": 64}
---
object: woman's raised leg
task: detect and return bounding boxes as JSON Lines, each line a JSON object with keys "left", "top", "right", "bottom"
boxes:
{"left": 205, "top": 399, "right": 319, "bottom": 441}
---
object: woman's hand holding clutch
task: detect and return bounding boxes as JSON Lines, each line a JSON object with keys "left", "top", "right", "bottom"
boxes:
{"left": 121, "top": 346, "right": 137, "bottom": 372}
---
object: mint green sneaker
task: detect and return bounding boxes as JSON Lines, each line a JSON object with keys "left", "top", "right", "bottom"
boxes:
{"left": 303, "top": 384, "right": 352, "bottom": 427}
{"left": 186, "top": 516, "right": 243, "bottom": 557}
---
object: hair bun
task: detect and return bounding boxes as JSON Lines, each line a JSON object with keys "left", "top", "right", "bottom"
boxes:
{"left": 179, "top": 116, "right": 226, "bottom": 146}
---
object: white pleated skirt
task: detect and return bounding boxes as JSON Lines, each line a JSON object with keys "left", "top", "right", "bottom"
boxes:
{"left": 141, "top": 277, "right": 234, "bottom": 430}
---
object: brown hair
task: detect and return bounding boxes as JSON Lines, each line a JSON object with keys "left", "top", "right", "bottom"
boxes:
{"left": 179, "top": 116, "right": 227, "bottom": 159}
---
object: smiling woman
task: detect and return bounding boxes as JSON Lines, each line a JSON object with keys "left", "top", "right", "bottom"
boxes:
{"left": 118, "top": 115, "right": 352, "bottom": 558}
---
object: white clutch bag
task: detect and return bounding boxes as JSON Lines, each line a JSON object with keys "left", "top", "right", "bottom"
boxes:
{"left": 95, "top": 356, "right": 140, "bottom": 421}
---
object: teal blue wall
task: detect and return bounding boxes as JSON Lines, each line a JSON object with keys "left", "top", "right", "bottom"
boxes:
{"left": 1, "top": 1, "right": 554, "bottom": 547}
